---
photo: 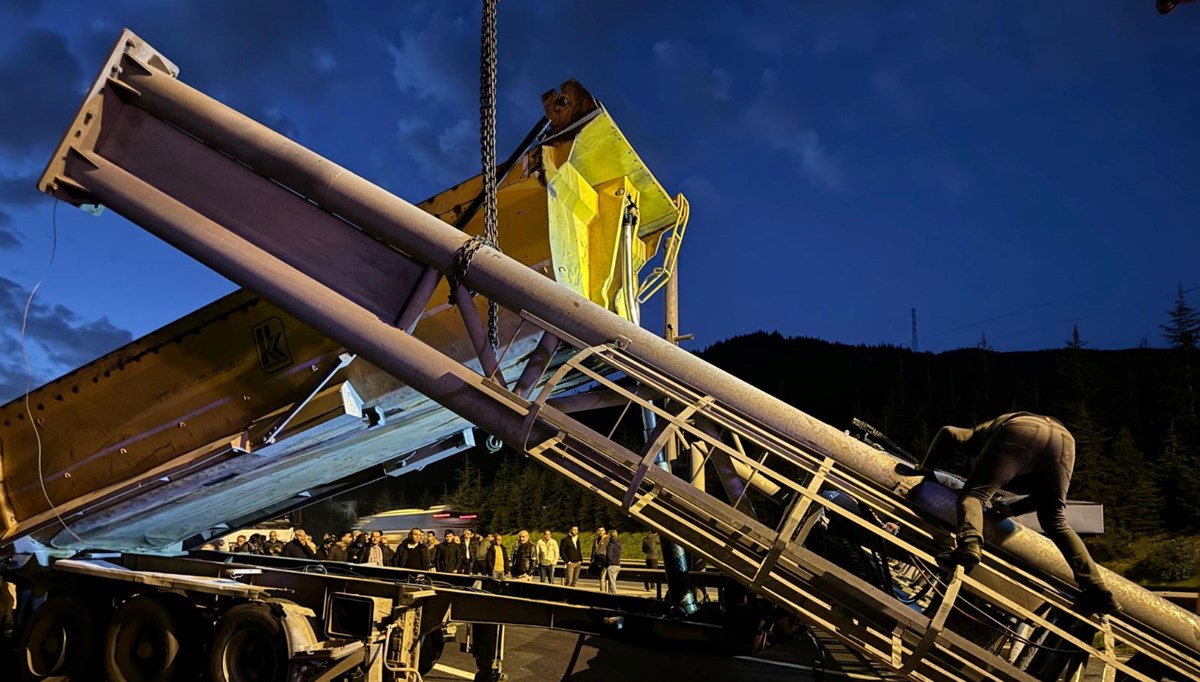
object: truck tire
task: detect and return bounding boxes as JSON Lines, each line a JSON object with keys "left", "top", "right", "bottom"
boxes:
{"left": 18, "top": 594, "right": 102, "bottom": 681}
{"left": 104, "top": 593, "right": 204, "bottom": 682}
{"left": 210, "top": 603, "right": 295, "bottom": 682}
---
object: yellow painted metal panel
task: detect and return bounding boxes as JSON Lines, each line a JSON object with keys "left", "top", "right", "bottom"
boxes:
{"left": 564, "top": 112, "right": 678, "bottom": 236}
{"left": 545, "top": 159, "right": 598, "bottom": 298}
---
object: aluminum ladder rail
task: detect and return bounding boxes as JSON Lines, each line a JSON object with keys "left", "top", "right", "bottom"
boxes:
{"left": 38, "top": 30, "right": 1200, "bottom": 682}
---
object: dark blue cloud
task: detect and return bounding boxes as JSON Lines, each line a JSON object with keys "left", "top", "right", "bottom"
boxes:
{"left": 0, "top": 0, "right": 42, "bottom": 19}
{"left": 0, "top": 210, "right": 19, "bottom": 250}
{"left": 0, "top": 276, "right": 133, "bottom": 403}
{"left": 0, "top": 172, "right": 41, "bottom": 205}
{"left": 0, "top": 29, "right": 84, "bottom": 158}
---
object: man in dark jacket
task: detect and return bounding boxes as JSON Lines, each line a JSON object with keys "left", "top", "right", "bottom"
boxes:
{"left": 325, "top": 533, "right": 352, "bottom": 562}
{"left": 589, "top": 527, "right": 608, "bottom": 579}
{"left": 559, "top": 526, "right": 584, "bottom": 587}
{"left": 461, "top": 530, "right": 482, "bottom": 574}
{"left": 602, "top": 529, "right": 622, "bottom": 593}
{"left": 922, "top": 412, "right": 1119, "bottom": 614}
{"left": 264, "top": 531, "right": 285, "bottom": 555}
{"left": 232, "top": 535, "right": 250, "bottom": 553}
{"left": 435, "top": 531, "right": 464, "bottom": 573}
{"left": 485, "top": 534, "right": 510, "bottom": 579}
{"left": 347, "top": 531, "right": 366, "bottom": 563}
{"left": 282, "top": 530, "right": 317, "bottom": 559}
{"left": 315, "top": 533, "right": 337, "bottom": 560}
{"left": 393, "top": 527, "right": 431, "bottom": 571}
{"left": 511, "top": 530, "right": 537, "bottom": 580}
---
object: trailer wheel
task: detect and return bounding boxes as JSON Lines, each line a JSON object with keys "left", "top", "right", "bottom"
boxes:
{"left": 104, "top": 593, "right": 203, "bottom": 682}
{"left": 18, "top": 594, "right": 101, "bottom": 681}
{"left": 210, "top": 603, "right": 294, "bottom": 682}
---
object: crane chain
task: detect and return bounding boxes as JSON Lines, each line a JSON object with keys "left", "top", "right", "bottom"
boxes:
{"left": 448, "top": 0, "right": 501, "bottom": 352}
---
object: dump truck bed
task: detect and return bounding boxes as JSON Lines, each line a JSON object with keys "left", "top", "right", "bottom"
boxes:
{"left": 2, "top": 31, "right": 684, "bottom": 552}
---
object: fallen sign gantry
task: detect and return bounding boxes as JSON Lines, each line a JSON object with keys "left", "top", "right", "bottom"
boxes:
{"left": 18, "top": 28, "right": 1200, "bottom": 682}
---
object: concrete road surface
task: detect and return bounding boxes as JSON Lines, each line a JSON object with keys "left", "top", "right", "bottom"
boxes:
{"left": 425, "top": 625, "right": 884, "bottom": 682}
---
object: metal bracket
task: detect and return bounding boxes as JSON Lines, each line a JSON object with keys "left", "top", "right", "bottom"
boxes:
{"left": 622, "top": 396, "right": 713, "bottom": 510}
{"left": 898, "top": 564, "right": 964, "bottom": 676}
{"left": 1099, "top": 617, "right": 1117, "bottom": 682}
{"left": 750, "top": 458, "right": 833, "bottom": 591}
{"left": 454, "top": 285, "right": 500, "bottom": 377}
{"left": 264, "top": 353, "right": 357, "bottom": 444}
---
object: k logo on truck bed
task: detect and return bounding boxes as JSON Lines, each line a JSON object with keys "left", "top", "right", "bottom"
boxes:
{"left": 253, "top": 317, "right": 292, "bottom": 374}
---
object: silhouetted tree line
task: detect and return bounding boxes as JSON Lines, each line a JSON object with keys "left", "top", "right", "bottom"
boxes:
{"left": 444, "top": 455, "right": 634, "bottom": 533}
{"left": 352, "top": 286, "right": 1200, "bottom": 545}
{"left": 697, "top": 285, "right": 1200, "bottom": 540}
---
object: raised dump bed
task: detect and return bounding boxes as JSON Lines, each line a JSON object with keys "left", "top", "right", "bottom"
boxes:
{"left": 2, "top": 30, "right": 687, "bottom": 555}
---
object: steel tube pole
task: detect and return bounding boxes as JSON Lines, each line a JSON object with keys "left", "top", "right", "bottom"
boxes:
{"left": 657, "top": 256, "right": 698, "bottom": 614}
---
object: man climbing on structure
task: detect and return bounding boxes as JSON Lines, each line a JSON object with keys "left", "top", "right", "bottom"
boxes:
{"left": 921, "top": 412, "right": 1120, "bottom": 614}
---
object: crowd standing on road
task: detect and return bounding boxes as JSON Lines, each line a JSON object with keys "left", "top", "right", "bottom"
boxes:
{"left": 212, "top": 523, "right": 657, "bottom": 591}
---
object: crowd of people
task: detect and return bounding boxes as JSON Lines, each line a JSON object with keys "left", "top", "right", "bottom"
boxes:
{"left": 214, "top": 525, "right": 661, "bottom": 591}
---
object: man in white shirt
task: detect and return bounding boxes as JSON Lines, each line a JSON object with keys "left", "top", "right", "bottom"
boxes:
{"left": 535, "top": 529, "right": 560, "bottom": 583}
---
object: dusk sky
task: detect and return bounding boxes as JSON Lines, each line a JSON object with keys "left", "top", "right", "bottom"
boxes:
{"left": 1, "top": 1, "right": 1198, "bottom": 400}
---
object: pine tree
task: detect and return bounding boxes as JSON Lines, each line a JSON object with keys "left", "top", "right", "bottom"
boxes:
{"left": 517, "top": 465, "right": 545, "bottom": 531}
{"left": 1158, "top": 284, "right": 1199, "bottom": 431}
{"left": 976, "top": 331, "right": 993, "bottom": 351}
{"left": 1064, "top": 325, "right": 1088, "bottom": 350}
{"left": 1161, "top": 284, "right": 1200, "bottom": 350}
{"left": 1159, "top": 420, "right": 1200, "bottom": 530}
{"left": 1105, "top": 428, "right": 1162, "bottom": 535}
{"left": 448, "top": 458, "right": 485, "bottom": 512}
{"left": 371, "top": 485, "right": 399, "bottom": 514}
{"left": 487, "top": 455, "right": 524, "bottom": 533}
{"left": 416, "top": 485, "right": 434, "bottom": 510}
{"left": 1064, "top": 404, "right": 1109, "bottom": 503}
{"left": 541, "top": 469, "right": 569, "bottom": 530}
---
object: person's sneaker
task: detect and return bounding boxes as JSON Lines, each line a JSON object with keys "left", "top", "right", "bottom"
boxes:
{"left": 936, "top": 539, "right": 982, "bottom": 574}
{"left": 1076, "top": 587, "right": 1122, "bottom": 616}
